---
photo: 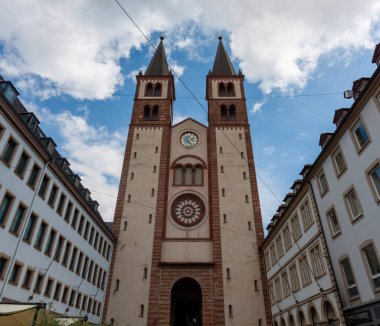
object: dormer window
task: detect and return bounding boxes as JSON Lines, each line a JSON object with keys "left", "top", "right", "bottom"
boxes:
{"left": 0, "top": 81, "right": 19, "bottom": 104}
{"left": 218, "top": 82, "right": 235, "bottom": 97}
{"left": 143, "top": 105, "right": 159, "bottom": 120}
{"left": 221, "top": 105, "right": 236, "bottom": 120}
{"left": 145, "top": 82, "right": 162, "bottom": 97}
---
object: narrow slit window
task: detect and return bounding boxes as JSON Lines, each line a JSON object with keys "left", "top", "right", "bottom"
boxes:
{"left": 248, "top": 221, "right": 252, "bottom": 231}
{"left": 153, "top": 165, "right": 156, "bottom": 173}
{"left": 148, "top": 214, "right": 152, "bottom": 224}
{"left": 151, "top": 188, "right": 155, "bottom": 197}
{"left": 139, "top": 304, "right": 144, "bottom": 317}
{"left": 222, "top": 188, "right": 226, "bottom": 197}
{"left": 143, "top": 267, "right": 148, "bottom": 279}
{"left": 221, "top": 165, "right": 224, "bottom": 173}
{"left": 130, "top": 172, "right": 134, "bottom": 180}
{"left": 223, "top": 214, "right": 227, "bottom": 223}
{"left": 123, "top": 221, "right": 127, "bottom": 231}
{"left": 127, "top": 195, "right": 131, "bottom": 203}
{"left": 245, "top": 195, "right": 249, "bottom": 203}
{"left": 220, "top": 147, "right": 223, "bottom": 154}
{"left": 227, "top": 268, "right": 231, "bottom": 279}
{"left": 243, "top": 172, "right": 247, "bottom": 179}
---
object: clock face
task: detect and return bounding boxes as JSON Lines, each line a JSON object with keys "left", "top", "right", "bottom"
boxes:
{"left": 171, "top": 194, "right": 205, "bottom": 227}
{"left": 180, "top": 132, "right": 198, "bottom": 148}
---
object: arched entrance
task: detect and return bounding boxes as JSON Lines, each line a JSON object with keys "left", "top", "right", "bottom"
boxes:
{"left": 171, "top": 277, "right": 202, "bottom": 326}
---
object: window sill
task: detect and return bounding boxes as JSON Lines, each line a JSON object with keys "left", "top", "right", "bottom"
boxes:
{"left": 331, "top": 230, "right": 342, "bottom": 240}
{"left": 351, "top": 213, "right": 364, "bottom": 225}
{"left": 356, "top": 140, "right": 371, "bottom": 155}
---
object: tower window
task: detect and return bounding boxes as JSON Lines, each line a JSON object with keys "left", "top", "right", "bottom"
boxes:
{"left": 114, "top": 279, "right": 119, "bottom": 291}
{"left": 139, "top": 304, "right": 144, "bottom": 317}
{"left": 153, "top": 165, "right": 157, "bottom": 173}
{"left": 248, "top": 221, "right": 252, "bottom": 231}
{"left": 222, "top": 188, "right": 226, "bottom": 197}
{"left": 133, "top": 152, "right": 137, "bottom": 159}
{"left": 243, "top": 172, "right": 247, "bottom": 180}
{"left": 240, "top": 151, "right": 244, "bottom": 158}
{"left": 145, "top": 82, "right": 162, "bottom": 97}
{"left": 218, "top": 83, "right": 227, "bottom": 96}
{"left": 143, "top": 267, "right": 148, "bottom": 279}
{"left": 221, "top": 165, "right": 224, "bottom": 173}
{"left": 227, "top": 82, "right": 234, "bottom": 96}
{"left": 143, "top": 105, "right": 159, "bottom": 120}
{"left": 155, "top": 146, "right": 159, "bottom": 153}
{"left": 220, "top": 105, "right": 237, "bottom": 120}
{"left": 254, "top": 280, "right": 259, "bottom": 291}
{"left": 219, "top": 147, "right": 223, "bottom": 154}
{"left": 151, "top": 188, "right": 155, "bottom": 197}
{"left": 127, "top": 195, "right": 131, "bottom": 203}
{"left": 136, "top": 133, "right": 139, "bottom": 140}
{"left": 227, "top": 268, "right": 231, "bottom": 279}
{"left": 223, "top": 214, "right": 227, "bottom": 223}
{"left": 218, "top": 82, "right": 235, "bottom": 97}
{"left": 245, "top": 195, "right": 249, "bottom": 203}
{"left": 123, "top": 221, "right": 127, "bottom": 231}
{"left": 131, "top": 172, "right": 134, "bottom": 180}
{"left": 148, "top": 214, "right": 152, "bottom": 223}
{"left": 145, "top": 83, "right": 154, "bottom": 96}
{"left": 239, "top": 133, "right": 242, "bottom": 140}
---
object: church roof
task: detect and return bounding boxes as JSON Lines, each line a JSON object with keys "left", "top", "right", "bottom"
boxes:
{"left": 145, "top": 37, "right": 170, "bottom": 76}
{"left": 211, "top": 36, "right": 236, "bottom": 76}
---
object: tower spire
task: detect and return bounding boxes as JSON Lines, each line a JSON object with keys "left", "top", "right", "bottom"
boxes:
{"left": 211, "top": 35, "right": 236, "bottom": 76}
{"left": 145, "top": 36, "right": 170, "bottom": 76}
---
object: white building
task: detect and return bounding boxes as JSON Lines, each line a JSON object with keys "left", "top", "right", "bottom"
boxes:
{"left": 0, "top": 76, "right": 115, "bottom": 323}
{"left": 262, "top": 179, "right": 345, "bottom": 326}
{"left": 306, "top": 45, "right": 380, "bottom": 325}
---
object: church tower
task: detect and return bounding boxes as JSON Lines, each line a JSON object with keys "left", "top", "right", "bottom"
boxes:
{"left": 104, "top": 37, "right": 270, "bottom": 326}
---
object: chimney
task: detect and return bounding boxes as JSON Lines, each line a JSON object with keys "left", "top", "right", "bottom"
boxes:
{"left": 319, "top": 132, "right": 333, "bottom": 149}
{"left": 372, "top": 43, "right": 380, "bottom": 66}
{"left": 352, "top": 77, "right": 370, "bottom": 100}
{"left": 333, "top": 108, "right": 350, "bottom": 127}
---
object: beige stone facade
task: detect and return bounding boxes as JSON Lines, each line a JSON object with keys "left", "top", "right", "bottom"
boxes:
{"left": 104, "top": 38, "right": 270, "bottom": 326}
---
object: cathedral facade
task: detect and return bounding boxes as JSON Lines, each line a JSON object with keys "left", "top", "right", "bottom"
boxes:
{"left": 104, "top": 37, "right": 270, "bottom": 326}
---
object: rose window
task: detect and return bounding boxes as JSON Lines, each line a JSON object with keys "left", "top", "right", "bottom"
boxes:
{"left": 171, "top": 194, "right": 205, "bottom": 227}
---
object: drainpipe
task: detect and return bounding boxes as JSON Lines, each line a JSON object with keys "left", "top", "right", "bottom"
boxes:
{"left": 0, "top": 159, "right": 53, "bottom": 301}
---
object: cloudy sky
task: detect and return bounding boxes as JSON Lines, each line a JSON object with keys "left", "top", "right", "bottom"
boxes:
{"left": 1, "top": 0, "right": 380, "bottom": 227}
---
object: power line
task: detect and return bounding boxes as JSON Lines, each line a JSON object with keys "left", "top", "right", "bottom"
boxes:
{"left": 112, "top": 0, "right": 282, "bottom": 205}
{"left": 31, "top": 83, "right": 343, "bottom": 100}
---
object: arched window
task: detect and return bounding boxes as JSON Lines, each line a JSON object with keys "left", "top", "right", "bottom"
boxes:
{"left": 185, "top": 166, "right": 193, "bottom": 185}
{"left": 218, "top": 83, "right": 226, "bottom": 96}
{"left": 143, "top": 105, "right": 159, "bottom": 120}
{"left": 146, "top": 83, "right": 154, "bottom": 96}
{"left": 173, "top": 163, "right": 204, "bottom": 186}
{"left": 229, "top": 105, "right": 236, "bottom": 119}
{"left": 174, "top": 166, "right": 183, "bottom": 185}
{"left": 298, "top": 311, "right": 306, "bottom": 326}
{"left": 221, "top": 105, "right": 228, "bottom": 120}
{"left": 220, "top": 105, "right": 236, "bottom": 120}
{"left": 152, "top": 105, "right": 159, "bottom": 120}
{"left": 227, "top": 82, "right": 234, "bottom": 96}
{"left": 194, "top": 166, "right": 203, "bottom": 185}
{"left": 155, "top": 83, "right": 162, "bottom": 96}
{"left": 143, "top": 106, "right": 151, "bottom": 120}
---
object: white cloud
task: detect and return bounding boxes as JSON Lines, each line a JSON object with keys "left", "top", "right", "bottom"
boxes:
{"left": 33, "top": 106, "right": 126, "bottom": 221}
{"left": 252, "top": 100, "right": 267, "bottom": 114}
{"left": 173, "top": 114, "right": 189, "bottom": 124}
{"left": 263, "top": 146, "right": 276, "bottom": 155}
{"left": 1, "top": 0, "right": 380, "bottom": 100}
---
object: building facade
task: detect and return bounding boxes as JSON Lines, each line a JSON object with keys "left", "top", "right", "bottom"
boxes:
{"left": 0, "top": 77, "right": 115, "bottom": 324}
{"left": 262, "top": 179, "right": 345, "bottom": 326}
{"left": 307, "top": 45, "right": 380, "bottom": 326}
{"left": 104, "top": 37, "right": 270, "bottom": 326}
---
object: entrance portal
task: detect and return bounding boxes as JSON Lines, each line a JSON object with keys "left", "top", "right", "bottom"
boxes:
{"left": 171, "top": 277, "right": 202, "bottom": 326}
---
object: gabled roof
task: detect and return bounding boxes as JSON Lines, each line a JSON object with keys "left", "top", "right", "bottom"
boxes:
{"left": 145, "top": 37, "right": 170, "bottom": 76}
{"left": 172, "top": 117, "right": 208, "bottom": 129}
{"left": 211, "top": 36, "right": 236, "bottom": 76}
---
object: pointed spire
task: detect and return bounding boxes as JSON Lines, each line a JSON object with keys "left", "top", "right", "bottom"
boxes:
{"left": 211, "top": 36, "right": 236, "bottom": 76}
{"left": 145, "top": 36, "right": 170, "bottom": 76}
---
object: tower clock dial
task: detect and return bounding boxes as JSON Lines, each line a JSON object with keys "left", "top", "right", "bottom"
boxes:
{"left": 180, "top": 132, "right": 198, "bottom": 148}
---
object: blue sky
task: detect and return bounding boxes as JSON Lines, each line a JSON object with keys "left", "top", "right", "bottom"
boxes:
{"left": 1, "top": 0, "right": 380, "bottom": 226}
